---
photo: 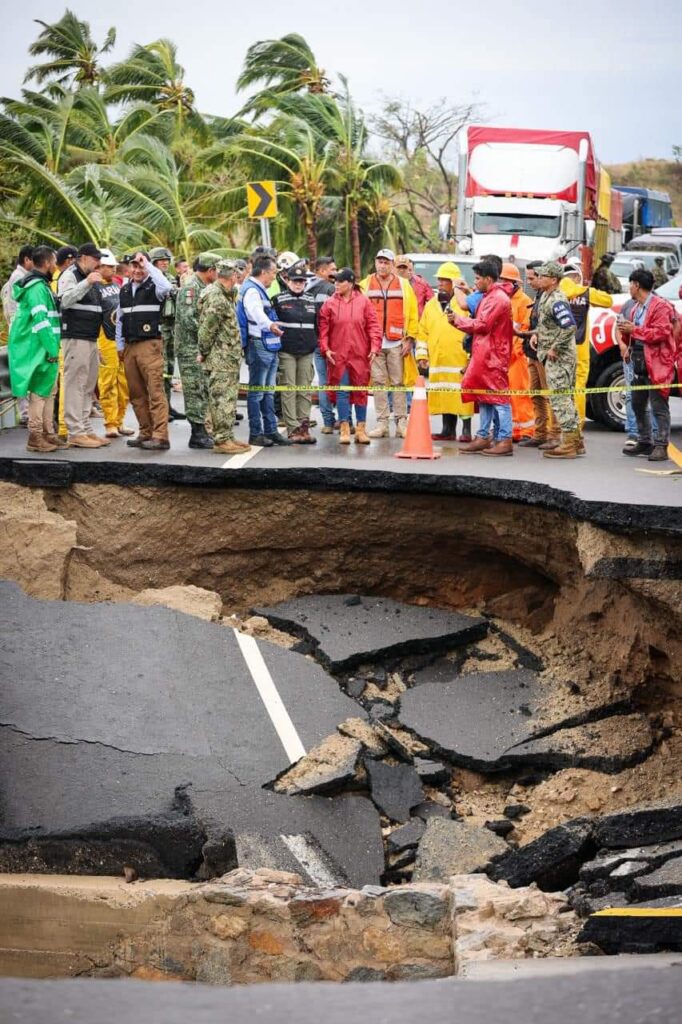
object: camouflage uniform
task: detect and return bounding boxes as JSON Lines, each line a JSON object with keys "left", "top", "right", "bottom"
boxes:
{"left": 536, "top": 286, "right": 579, "bottom": 433}
{"left": 159, "top": 272, "right": 177, "bottom": 401}
{"left": 197, "top": 280, "right": 242, "bottom": 443}
{"left": 652, "top": 261, "right": 668, "bottom": 289}
{"left": 591, "top": 264, "right": 622, "bottom": 294}
{"left": 174, "top": 272, "right": 211, "bottom": 423}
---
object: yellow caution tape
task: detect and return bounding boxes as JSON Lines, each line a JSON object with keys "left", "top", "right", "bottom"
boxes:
{"left": 223, "top": 382, "right": 682, "bottom": 398}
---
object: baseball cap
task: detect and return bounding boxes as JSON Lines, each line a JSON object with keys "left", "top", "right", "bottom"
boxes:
{"left": 149, "top": 246, "right": 173, "bottom": 262}
{"left": 395, "top": 255, "right": 410, "bottom": 268}
{"left": 376, "top": 248, "right": 395, "bottom": 261}
{"left": 98, "top": 248, "right": 117, "bottom": 267}
{"left": 77, "top": 242, "right": 102, "bottom": 259}
{"left": 538, "top": 261, "right": 564, "bottom": 279}
{"left": 335, "top": 267, "right": 356, "bottom": 284}
{"left": 56, "top": 245, "right": 78, "bottom": 263}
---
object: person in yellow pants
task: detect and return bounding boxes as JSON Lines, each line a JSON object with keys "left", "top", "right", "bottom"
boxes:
{"left": 560, "top": 261, "right": 612, "bottom": 426}
{"left": 96, "top": 249, "right": 133, "bottom": 437}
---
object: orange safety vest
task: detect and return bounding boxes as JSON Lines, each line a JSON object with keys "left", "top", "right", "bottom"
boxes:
{"left": 365, "top": 274, "right": 405, "bottom": 342}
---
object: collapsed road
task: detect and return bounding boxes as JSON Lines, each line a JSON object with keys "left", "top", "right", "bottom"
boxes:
{"left": 0, "top": 422, "right": 681, "bottom": 975}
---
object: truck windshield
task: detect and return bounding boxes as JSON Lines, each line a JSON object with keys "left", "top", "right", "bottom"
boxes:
{"left": 473, "top": 213, "right": 561, "bottom": 238}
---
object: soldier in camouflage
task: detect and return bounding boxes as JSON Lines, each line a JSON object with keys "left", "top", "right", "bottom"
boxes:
{"left": 197, "top": 260, "right": 250, "bottom": 456}
{"left": 149, "top": 247, "right": 185, "bottom": 421}
{"left": 174, "top": 252, "right": 220, "bottom": 448}
{"left": 532, "top": 262, "right": 583, "bottom": 459}
{"left": 652, "top": 257, "right": 669, "bottom": 290}
{"left": 591, "top": 253, "right": 622, "bottom": 295}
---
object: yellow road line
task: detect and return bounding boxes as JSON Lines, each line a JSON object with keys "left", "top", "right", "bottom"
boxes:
{"left": 593, "top": 908, "right": 682, "bottom": 918}
{"left": 668, "top": 442, "right": 682, "bottom": 470}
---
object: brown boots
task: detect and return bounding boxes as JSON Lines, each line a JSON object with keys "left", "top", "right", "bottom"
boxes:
{"left": 481, "top": 439, "right": 513, "bottom": 457}
{"left": 543, "top": 430, "right": 584, "bottom": 459}
{"left": 460, "top": 436, "right": 492, "bottom": 454}
{"left": 26, "top": 431, "right": 57, "bottom": 453}
{"left": 354, "top": 422, "right": 370, "bottom": 445}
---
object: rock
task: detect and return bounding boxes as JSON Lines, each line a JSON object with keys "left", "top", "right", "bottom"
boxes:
{"left": 578, "top": 896, "right": 682, "bottom": 954}
{"left": 489, "top": 818, "right": 594, "bottom": 891}
{"left": 486, "top": 820, "right": 515, "bottom": 838}
{"left": 570, "top": 891, "right": 629, "bottom": 918}
{"left": 504, "top": 804, "right": 531, "bottom": 820}
{"left": 593, "top": 799, "right": 682, "bottom": 849}
{"left": 366, "top": 760, "right": 424, "bottom": 823}
{"left": 412, "top": 802, "right": 452, "bottom": 822}
{"left": 253, "top": 594, "right": 487, "bottom": 673}
{"left": 632, "top": 857, "right": 682, "bottom": 900}
{"left": 0, "top": 485, "right": 77, "bottom": 600}
{"left": 272, "top": 736, "right": 362, "bottom": 796}
{"left": 414, "top": 819, "right": 508, "bottom": 882}
{"left": 610, "top": 860, "right": 651, "bottom": 881}
{"left": 337, "top": 718, "right": 387, "bottom": 757}
{"left": 581, "top": 840, "right": 682, "bottom": 884}
{"left": 132, "top": 585, "right": 223, "bottom": 622}
{"left": 383, "top": 888, "right": 450, "bottom": 927}
{"left": 368, "top": 701, "right": 396, "bottom": 724}
{"left": 414, "top": 758, "right": 449, "bottom": 785}
{"left": 387, "top": 819, "right": 426, "bottom": 855}
{"left": 346, "top": 678, "right": 366, "bottom": 699}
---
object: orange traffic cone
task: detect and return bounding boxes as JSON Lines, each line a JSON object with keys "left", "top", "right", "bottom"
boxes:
{"left": 396, "top": 377, "right": 441, "bottom": 460}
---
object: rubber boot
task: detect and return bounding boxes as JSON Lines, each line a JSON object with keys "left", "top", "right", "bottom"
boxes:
{"left": 339, "top": 421, "right": 351, "bottom": 445}
{"left": 543, "top": 430, "right": 579, "bottom": 459}
{"left": 27, "top": 431, "right": 57, "bottom": 453}
{"left": 188, "top": 422, "right": 214, "bottom": 449}
{"left": 168, "top": 404, "right": 187, "bottom": 421}
{"left": 355, "top": 422, "right": 370, "bottom": 445}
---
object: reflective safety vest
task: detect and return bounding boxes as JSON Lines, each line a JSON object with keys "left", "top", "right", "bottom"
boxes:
{"left": 60, "top": 264, "right": 103, "bottom": 341}
{"left": 365, "top": 274, "right": 405, "bottom": 342}
{"left": 119, "top": 277, "right": 162, "bottom": 342}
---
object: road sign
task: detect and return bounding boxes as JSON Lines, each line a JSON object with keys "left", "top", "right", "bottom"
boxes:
{"left": 247, "top": 181, "right": 278, "bottom": 219}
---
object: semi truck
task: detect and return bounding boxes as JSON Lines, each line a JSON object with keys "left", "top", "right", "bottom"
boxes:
{"left": 613, "top": 186, "right": 673, "bottom": 244}
{"left": 454, "top": 126, "right": 599, "bottom": 263}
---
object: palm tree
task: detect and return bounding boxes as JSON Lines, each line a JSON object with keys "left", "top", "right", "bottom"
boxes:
{"left": 236, "top": 34, "right": 331, "bottom": 116}
{"left": 105, "top": 40, "right": 201, "bottom": 137}
{"left": 25, "top": 10, "right": 115, "bottom": 91}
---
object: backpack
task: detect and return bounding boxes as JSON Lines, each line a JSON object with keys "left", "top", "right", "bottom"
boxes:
{"left": 236, "top": 279, "right": 280, "bottom": 351}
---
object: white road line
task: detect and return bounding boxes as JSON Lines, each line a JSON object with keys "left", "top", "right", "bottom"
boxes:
{"left": 280, "top": 834, "right": 341, "bottom": 888}
{"left": 221, "top": 445, "right": 263, "bottom": 470}
{"left": 234, "top": 630, "right": 306, "bottom": 763}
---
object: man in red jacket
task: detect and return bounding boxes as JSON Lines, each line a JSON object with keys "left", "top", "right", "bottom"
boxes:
{"left": 618, "top": 267, "right": 676, "bottom": 463}
{"left": 449, "top": 259, "right": 514, "bottom": 456}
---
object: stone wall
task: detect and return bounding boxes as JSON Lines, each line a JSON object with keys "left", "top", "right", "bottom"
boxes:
{"left": 0, "top": 869, "right": 580, "bottom": 984}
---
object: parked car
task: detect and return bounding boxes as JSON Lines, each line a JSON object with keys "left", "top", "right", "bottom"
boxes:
{"left": 610, "top": 255, "right": 645, "bottom": 290}
{"left": 626, "top": 232, "right": 682, "bottom": 263}
{"left": 406, "top": 253, "right": 531, "bottom": 290}
{"left": 610, "top": 250, "right": 678, "bottom": 289}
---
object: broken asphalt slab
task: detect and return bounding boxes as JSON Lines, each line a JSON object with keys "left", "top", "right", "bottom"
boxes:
{"left": 251, "top": 594, "right": 488, "bottom": 673}
{"left": 398, "top": 667, "right": 647, "bottom": 773}
{"left": 488, "top": 819, "right": 595, "bottom": 892}
{"left": 578, "top": 898, "right": 682, "bottom": 954}
{"left": 592, "top": 800, "right": 682, "bottom": 849}
{"left": 0, "top": 582, "right": 383, "bottom": 885}
{"left": 365, "top": 759, "right": 424, "bottom": 823}
{"left": 414, "top": 818, "right": 508, "bottom": 882}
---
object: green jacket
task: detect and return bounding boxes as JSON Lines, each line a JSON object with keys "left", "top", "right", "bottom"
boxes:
{"left": 8, "top": 271, "right": 61, "bottom": 397}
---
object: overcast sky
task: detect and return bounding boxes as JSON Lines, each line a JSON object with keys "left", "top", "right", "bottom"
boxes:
{"left": 2, "top": 1, "right": 680, "bottom": 165}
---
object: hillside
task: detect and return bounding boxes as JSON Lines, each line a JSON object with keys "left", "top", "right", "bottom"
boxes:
{"left": 606, "top": 158, "right": 682, "bottom": 225}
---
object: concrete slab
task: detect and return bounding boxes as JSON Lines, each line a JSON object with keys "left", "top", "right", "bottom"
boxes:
{"left": 461, "top": 953, "right": 682, "bottom": 980}
{"left": 414, "top": 818, "right": 508, "bottom": 881}
{"left": 0, "top": 583, "right": 384, "bottom": 885}
{"left": 252, "top": 594, "right": 487, "bottom": 673}
{"left": 365, "top": 759, "right": 424, "bottom": 823}
{"left": 3, "top": 967, "right": 682, "bottom": 1024}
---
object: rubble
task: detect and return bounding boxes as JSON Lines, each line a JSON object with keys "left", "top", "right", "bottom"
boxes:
{"left": 132, "top": 584, "right": 223, "bottom": 622}
{"left": 366, "top": 760, "right": 424, "bottom": 823}
{"left": 414, "top": 819, "right": 508, "bottom": 881}
{"left": 578, "top": 897, "right": 682, "bottom": 954}
{"left": 489, "top": 819, "right": 595, "bottom": 891}
{"left": 271, "top": 736, "right": 362, "bottom": 796}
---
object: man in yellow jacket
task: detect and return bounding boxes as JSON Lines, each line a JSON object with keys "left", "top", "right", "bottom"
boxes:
{"left": 416, "top": 262, "right": 474, "bottom": 440}
{"left": 360, "top": 249, "right": 419, "bottom": 438}
{"left": 560, "top": 260, "right": 612, "bottom": 425}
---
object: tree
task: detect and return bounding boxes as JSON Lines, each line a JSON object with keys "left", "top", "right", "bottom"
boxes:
{"left": 25, "top": 10, "right": 115, "bottom": 91}
{"left": 236, "top": 34, "right": 331, "bottom": 116}
{"left": 371, "top": 98, "right": 479, "bottom": 244}
{"left": 105, "top": 40, "right": 201, "bottom": 137}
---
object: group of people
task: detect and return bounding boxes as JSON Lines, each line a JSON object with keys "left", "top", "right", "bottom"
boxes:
{"left": 2, "top": 239, "right": 678, "bottom": 462}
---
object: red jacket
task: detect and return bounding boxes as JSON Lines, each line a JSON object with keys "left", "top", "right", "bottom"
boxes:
{"left": 453, "top": 283, "right": 513, "bottom": 405}
{"left": 626, "top": 293, "right": 677, "bottom": 399}
{"left": 318, "top": 290, "right": 382, "bottom": 396}
{"left": 410, "top": 274, "right": 435, "bottom": 317}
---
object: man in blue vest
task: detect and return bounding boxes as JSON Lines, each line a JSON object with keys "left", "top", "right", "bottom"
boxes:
{"left": 58, "top": 242, "right": 108, "bottom": 448}
{"left": 115, "top": 251, "right": 172, "bottom": 450}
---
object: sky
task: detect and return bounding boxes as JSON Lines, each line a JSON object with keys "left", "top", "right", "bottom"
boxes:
{"left": 1, "top": 0, "right": 681, "bottom": 165}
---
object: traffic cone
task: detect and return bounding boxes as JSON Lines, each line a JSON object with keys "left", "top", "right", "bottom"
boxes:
{"left": 395, "top": 377, "right": 441, "bottom": 460}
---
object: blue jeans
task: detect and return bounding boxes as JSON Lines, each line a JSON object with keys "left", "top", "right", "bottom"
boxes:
{"left": 336, "top": 370, "right": 367, "bottom": 424}
{"left": 314, "top": 347, "right": 335, "bottom": 427}
{"left": 624, "top": 358, "right": 658, "bottom": 437}
{"left": 477, "top": 402, "right": 512, "bottom": 441}
{"left": 246, "top": 338, "right": 278, "bottom": 437}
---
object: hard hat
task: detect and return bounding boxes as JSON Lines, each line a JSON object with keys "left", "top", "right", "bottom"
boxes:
{"left": 149, "top": 246, "right": 173, "bottom": 262}
{"left": 277, "top": 251, "right": 299, "bottom": 271}
{"left": 98, "top": 248, "right": 117, "bottom": 267}
{"left": 500, "top": 262, "right": 521, "bottom": 282}
{"left": 436, "top": 261, "right": 462, "bottom": 281}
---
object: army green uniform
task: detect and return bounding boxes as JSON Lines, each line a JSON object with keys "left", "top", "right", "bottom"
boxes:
{"left": 159, "top": 272, "right": 177, "bottom": 401}
{"left": 174, "top": 273, "right": 211, "bottom": 424}
{"left": 197, "top": 281, "right": 242, "bottom": 443}
{"left": 652, "top": 262, "right": 668, "bottom": 289}
{"left": 537, "top": 286, "right": 579, "bottom": 433}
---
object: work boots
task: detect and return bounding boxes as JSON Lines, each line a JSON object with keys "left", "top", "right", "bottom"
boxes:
{"left": 27, "top": 431, "right": 57, "bottom": 453}
{"left": 368, "top": 422, "right": 389, "bottom": 439}
{"left": 460, "top": 436, "right": 492, "bottom": 454}
{"left": 339, "top": 422, "right": 351, "bottom": 445}
{"left": 213, "top": 439, "right": 251, "bottom": 455}
{"left": 481, "top": 439, "right": 513, "bottom": 457}
{"left": 188, "top": 422, "right": 214, "bottom": 449}
{"left": 44, "top": 433, "right": 68, "bottom": 448}
{"left": 355, "top": 422, "right": 370, "bottom": 445}
{"left": 543, "top": 430, "right": 580, "bottom": 459}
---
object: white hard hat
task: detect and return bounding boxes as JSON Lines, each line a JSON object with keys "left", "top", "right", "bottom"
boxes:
{"left": 276, "top": 251, "right": 300, "bottom": 271}
{"left": 98, "top": 248, "right": 117, "bottom": 267}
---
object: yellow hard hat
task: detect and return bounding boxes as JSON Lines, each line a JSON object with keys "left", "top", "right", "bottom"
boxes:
{"left": 436, "top": 261, "right": 462, "bottom": 281}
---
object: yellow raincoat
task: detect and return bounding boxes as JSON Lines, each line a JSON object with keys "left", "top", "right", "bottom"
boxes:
{"left": 560, "top": 278, "right": 612, "bottom": 424}
{"left": 416, "top": 296, "right": 474, "bottom": 416}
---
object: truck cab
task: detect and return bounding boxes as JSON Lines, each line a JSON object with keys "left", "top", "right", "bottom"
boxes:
{"left": 463, "top": 196, "right": 571, "bottom": 263}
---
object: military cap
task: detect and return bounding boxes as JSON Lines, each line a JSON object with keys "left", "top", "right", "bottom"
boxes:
{"left": 234, "top": 258, "right": 248, "bottom": 271}
{"left": 196, "top": 252, "right": 221, "bottom": 270}
{"left": 538, "top": 261, "right": 564, "bottom": 279}
{"left": 149, "top": 246, "right": 173, "bottom": 262}
{"left": 216, "top": 258, "right": 237, "bottom": 276}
